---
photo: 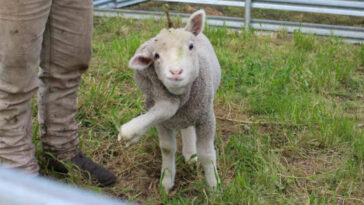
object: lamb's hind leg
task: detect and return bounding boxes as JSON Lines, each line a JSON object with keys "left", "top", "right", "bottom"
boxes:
{"left": 157, "top": 125, "right": 177, "bottom": 193}
{"left": 181, "top": 126, "right": 197, "bottom": 163}
{"left": 196, "top": 114, "right": 220, "bottom": 188}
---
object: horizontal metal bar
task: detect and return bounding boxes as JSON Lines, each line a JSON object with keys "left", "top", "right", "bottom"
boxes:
{"left": 94, "top": 0, "right": 114, "bottom": 7}
{"left": 115, "top": 0, "right": 148, "bottom": 8}
{"left": 252, "top": 2, "right": 364, "bottom": 17}
{"left": 155, "top": 0, "right": 245, "bottom": 7}
{"left": 93, "top": 9, "right": 364, "bottom": 42}
{"left": 252, "top": 19, "right": 364, "bottom": 40}
{"left": 94, "top": 0, "right": 147, "bottom": 8}
{"left": 256, "top": 0, "right": 364, "bottom": 10}
{"left": 0, "top": 167, "right": 129, "bottom": 205}
{"left": 96, "top": 4, "right": 115, "bottom": 9}
{"left": 156, "top": 0, "right": 364, "bottom": 17}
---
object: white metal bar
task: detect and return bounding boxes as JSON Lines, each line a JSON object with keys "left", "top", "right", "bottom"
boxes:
{"left": 252, "top": 2, "right": 364, "bottom": 17}
{"left": 155, "top": 0, "right": 245, "bottom": 7}
{"left": 115, "top": 0, "right": 148, "bottom": 8}
{"left": 256, "top": 0, "right": 364, "bottom": 9}
{"left": 251, "top": 19, "right": 364, "bottom": 40}
{"left": 94, "top": 0, "right": 114, "bottom": 7}
{"left": 0, "top": 167, "right": 129, "bottom": 205}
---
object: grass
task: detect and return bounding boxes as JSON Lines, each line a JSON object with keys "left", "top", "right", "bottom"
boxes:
{"left": 33, "top": 16, "right": 364, "bottom": 204}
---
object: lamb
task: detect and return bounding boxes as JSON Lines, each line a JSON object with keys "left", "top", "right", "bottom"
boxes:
{"left": 118, "top": 10, "right": 221, "bottom": 192}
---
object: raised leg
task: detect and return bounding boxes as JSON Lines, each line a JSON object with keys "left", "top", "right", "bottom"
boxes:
{"left": 157, "top": 125, "right": 177, "bottom": 193}
{"left": 118, "top": 100, "right": 179, "bottom": 145}
{"left": 196, "top": 114, "right": 220, "bottom": 188}
{"left": 181, "top": 126, "right": 197, "bottom": 163}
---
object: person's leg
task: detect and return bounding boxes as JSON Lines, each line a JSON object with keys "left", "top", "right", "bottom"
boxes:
{"left": 39, "top": 0, "right": 115, "bottom": 186}
{"left": 38, "top": 0, "right": 92, "bottom": 160}
{"left": 0, "top": 0, "right": 51, "bottom": 174}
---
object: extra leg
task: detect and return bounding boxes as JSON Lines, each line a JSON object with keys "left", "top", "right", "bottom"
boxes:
{"left": 157, "top": 125, "right": 177, "bottom": 193}
{"left": 181, "top": 126, "right": 197, "bottom": 163}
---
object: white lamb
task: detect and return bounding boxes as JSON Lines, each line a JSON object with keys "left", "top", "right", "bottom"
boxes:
{"left": 118, "top": 10, "right": 221, "bottom": 192}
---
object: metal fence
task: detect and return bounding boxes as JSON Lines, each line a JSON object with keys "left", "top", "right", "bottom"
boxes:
{"left": 93, "top": 0, "right": 364, "bottom": 43}
{"left": 0, "top": 167, "right": 130, "bottom": 205}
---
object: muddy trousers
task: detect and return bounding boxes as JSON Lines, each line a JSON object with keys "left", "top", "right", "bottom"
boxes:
{"left": 0, "top": 0, "right": 93, "bottom": 174}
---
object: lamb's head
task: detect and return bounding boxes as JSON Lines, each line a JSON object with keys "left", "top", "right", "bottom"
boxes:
{"left": 129, "top": 10, "right": 206, "bottom": 95}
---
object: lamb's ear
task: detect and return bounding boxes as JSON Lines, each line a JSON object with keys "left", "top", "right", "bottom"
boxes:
{"left": 129, "top": 40, "right": 154, "bottom": 70}
{"left": 185, "top": 9, "right": 206, "bottom": 36}
{"left": 129, "top": 53, "right": 153, "bottom": 70}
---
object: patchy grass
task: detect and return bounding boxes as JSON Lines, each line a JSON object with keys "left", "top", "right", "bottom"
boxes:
{"left": 35, "top": 16, "right": 364, "bottom": 204}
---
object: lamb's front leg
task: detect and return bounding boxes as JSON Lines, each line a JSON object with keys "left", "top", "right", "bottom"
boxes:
{"left": 118, "top": 100, "right": 179, "bottom": 144}
{"left": 196, "top": 113, "right": 220, "bottom": 188}
{"left": 157, "top": 125, "right": 177, "bottom": 193}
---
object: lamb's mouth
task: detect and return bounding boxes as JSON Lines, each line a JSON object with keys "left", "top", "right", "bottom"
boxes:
{"left": 167, "top": 77, "right": 183, "bottom": 82}
{"left": 167, "top": 87, "right": 187, "bottom": 95}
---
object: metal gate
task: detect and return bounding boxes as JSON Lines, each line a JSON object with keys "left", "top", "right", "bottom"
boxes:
{"left": 93, "top": 0, "right": 364, "bottom": 43}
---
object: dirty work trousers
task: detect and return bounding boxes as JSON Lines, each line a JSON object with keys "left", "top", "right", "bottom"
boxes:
{"left": 0, "top": 0, "right": 93, "bottom": 174}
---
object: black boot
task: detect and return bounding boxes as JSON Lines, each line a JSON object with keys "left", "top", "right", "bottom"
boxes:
{"left": 47, "top": 152, "right": 116, "bottom": 187}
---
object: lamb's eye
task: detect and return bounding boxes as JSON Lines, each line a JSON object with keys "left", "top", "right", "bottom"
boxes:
{"left": 154, "top": 53, "right": 160, "bottom": 59}
{"left": 189, "top": 43, "right": 194, "bottom": 50}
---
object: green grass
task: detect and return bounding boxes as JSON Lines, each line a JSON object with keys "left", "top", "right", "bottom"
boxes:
{"left": 35, "top": 16, "right": 364, "bottom": 204}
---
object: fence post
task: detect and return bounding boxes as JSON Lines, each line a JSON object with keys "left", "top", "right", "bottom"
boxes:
{"left": 245, "top": 0, "right": 252, "bottom": 30}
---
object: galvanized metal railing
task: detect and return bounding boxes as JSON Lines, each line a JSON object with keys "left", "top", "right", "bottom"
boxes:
{"left": 94, "top": 0, "right": 148, "bottom": 8}
{"left": 0, "top": 167, "right": 130, "bottom": 205}
{"left": 93, "top": 0, "right": 364, "bottom": 42}
{"left": 157, "top": 0, "right": 364, "bottom": 17}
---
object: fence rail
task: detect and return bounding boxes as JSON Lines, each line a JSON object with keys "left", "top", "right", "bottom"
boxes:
{"left": 158, "top": 0, "right": 364, "bottom": 16}
{"left": 0, "top": 167, "right": 129, "bottom": 205}
{"left": 93, "top": 0, "right": 364, "bottom": 42}
{"left": 94, "top": 0, "right": 148, "bottom": 8}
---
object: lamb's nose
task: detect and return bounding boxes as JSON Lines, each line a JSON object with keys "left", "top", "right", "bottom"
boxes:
{"left": 170, "top": 69, "right": 183, "bottom": 76}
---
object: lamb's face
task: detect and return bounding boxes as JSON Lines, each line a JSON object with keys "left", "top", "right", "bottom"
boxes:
{"left": 152, "top": 29, "right": 199, "bottom": 95}
{"left": 129, "top": 10, "right": 206, "bottom": 95}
